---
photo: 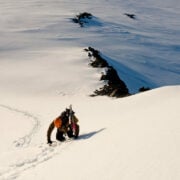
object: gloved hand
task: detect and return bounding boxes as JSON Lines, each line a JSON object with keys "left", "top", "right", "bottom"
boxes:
{"left": 47, "top": 139, "right": 52, "bottom": 145}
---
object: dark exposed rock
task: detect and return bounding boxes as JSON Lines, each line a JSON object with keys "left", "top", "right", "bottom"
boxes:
{"left": 85, "top": 47, "right": 108, "bottom": 68}
{"left": 85, "top": 47, "right": 130, "bottom": 98}
{"left": 72, "top": 12, "right": 93, "bottom": 27}
{"left": 139, "top": 86, "right": 150, "bottom": 92}
{"left": 124, "top": 13, "right": 136, "bottom": 19}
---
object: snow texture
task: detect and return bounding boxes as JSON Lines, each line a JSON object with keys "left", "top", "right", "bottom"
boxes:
{"left": 0, "top": 0, "right": 180, "bottom": 179}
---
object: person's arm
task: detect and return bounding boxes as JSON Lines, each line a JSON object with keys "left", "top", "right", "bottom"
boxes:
{"left": 47, "top": 121, "right": 55, "bottom": 144}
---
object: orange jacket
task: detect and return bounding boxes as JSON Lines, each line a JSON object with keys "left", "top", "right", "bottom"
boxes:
{"left": 54, "top": 117, "right": 62, "bottom": 128}
{"left": 47, "top": 116, "right": 68, "bottom": 142}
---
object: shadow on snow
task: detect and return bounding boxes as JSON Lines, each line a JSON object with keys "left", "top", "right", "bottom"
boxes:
{"left": 78, "top": 128, "right": 106, "bottom": 140}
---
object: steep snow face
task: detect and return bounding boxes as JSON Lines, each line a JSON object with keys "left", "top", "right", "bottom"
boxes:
{"left": 0, "top": 86, "right": 180, "bottom": 180}
{"left": 0, "top": 48, "right": 103, "bottom": 96}
{"left": 0, "top": 0, "right": 179, "bottom": 93}
{"left": 94, "top": 0, "right": 180, "bottom": 92}
{"left": 0, "top": 0, "right": 180, "bottom": 179}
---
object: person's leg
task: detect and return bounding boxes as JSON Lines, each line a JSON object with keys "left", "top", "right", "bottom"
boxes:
{"left": 56, "top": 130, "right": 65, "bottom": 141}
{"left": 67, "top": 126, "right": 74, "bottom": 138}
{"left": 74, "top": 124, "right": 79, "bottom": 139}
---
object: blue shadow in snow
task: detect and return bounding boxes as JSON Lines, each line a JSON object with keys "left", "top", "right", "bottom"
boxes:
{"left": 78, "top": 128, "right": 106, "bottom": 140}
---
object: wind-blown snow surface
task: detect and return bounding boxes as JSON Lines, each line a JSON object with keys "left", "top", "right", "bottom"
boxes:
{"left": 0, "top": 0, "right": 180, "bottom": 179}
{"left": 0, "top": 87, "right": 180, "bottom": 180}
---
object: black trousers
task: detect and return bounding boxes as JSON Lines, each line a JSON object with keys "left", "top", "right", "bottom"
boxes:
{"left": 56, "top": 127, "right": 74, "bottom": 141}
{"left": 56, "top": 130, "right": 65, "bottom": 141}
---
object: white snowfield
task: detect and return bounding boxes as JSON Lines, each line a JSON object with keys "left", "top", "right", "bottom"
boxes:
{"left": 0, "top": 0, "right": 180, "bottom": 180}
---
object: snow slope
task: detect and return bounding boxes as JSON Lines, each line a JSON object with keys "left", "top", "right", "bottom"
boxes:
{"left": 0, "top": 87, "right": 180, "bottom": 180}
{"left": 0, "top": 0, "right": 180, "bottom": 179}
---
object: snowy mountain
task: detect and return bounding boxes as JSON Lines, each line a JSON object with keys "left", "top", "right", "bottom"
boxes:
{"left": 0, "top": 0, "right": 180, "bottom": 179}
